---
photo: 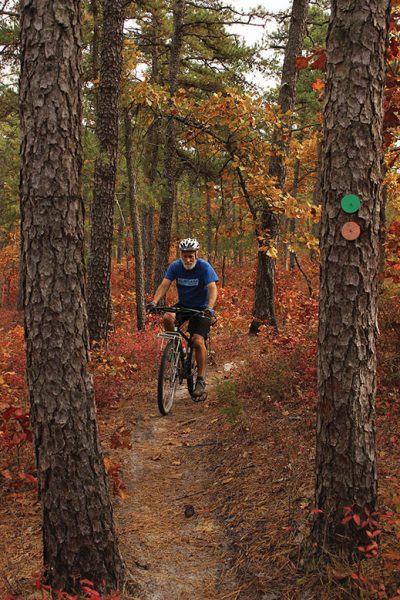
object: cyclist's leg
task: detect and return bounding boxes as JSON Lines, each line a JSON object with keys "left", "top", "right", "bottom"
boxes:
{"left": 163, "top": 312, "right": 175, "bottom": 331}
{"left": 191, "top": 334, "right": 207, "bottom": 377}
{"left": 188, "top": 315, "right": 211, "bottom": 394}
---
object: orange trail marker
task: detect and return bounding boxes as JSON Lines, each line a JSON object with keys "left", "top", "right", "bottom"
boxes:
{"left": 341, "top": 222, "right": 361, "bottom": 240}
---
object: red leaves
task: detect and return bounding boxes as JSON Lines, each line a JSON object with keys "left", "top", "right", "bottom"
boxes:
{"left": 80, "top": 579, "right": 101, "bottom": 599}
{"left": 0, "top": 404, "right": 32, "bottom": 454}
{"left": 310, "top": 52, "right": 326, "bottom": 71}
{"left": 104, "top": 457, "right": 128, "bottom": 501}
{"left": 295, "top": 49, "right": 326, "bottom": 72}
{"left": 296, "top": 56, "right": 309, "bottom": 70}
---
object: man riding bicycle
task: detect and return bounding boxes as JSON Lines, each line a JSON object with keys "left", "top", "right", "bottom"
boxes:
{"left": 147, "top": 238, "right": 218, "bottom": 398}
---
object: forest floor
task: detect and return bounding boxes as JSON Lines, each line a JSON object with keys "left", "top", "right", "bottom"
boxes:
{"left": 0, "top": 260, "right": 400, "bottom": 600}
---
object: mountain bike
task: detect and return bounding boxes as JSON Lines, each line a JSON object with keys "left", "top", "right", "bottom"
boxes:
{"left": 151, "top": 306, "right": 215, "bottom": 416}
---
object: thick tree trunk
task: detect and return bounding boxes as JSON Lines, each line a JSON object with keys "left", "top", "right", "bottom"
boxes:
{"left": 250, "top": 0, "right": 309, "bottom": 335}
{"left": 19, "top": 0, "right": 124, "bottom": 591}
{"left": 124, "top": 108, "right": 146, "bottom": 331}
{"left": 312, "top": 0, "right": 390, "bottom": 554}
{"left": 154, "top": 0, "right": 185, "bottom": 287}
{"left": 87, "top": 0, "right": 124, "bottom": 342}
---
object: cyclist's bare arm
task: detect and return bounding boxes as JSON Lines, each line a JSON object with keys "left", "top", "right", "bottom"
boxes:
{"left": 151, "top": 278, "right": 175, "bottom": 331}
{"left": 207, "top": 281, "right": 218, "bottom": 309}
{"left": 153, "top": 278, "right": 172, "bottom": 304}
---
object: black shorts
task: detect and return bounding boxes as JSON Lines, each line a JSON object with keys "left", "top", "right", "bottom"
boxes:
{"left": 175, "top": 305, "right": 211, "bottom": 339}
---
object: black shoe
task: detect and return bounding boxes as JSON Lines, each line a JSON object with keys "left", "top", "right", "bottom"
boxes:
{"left": 192, "top": 378, "right": 206, "bottom": 398}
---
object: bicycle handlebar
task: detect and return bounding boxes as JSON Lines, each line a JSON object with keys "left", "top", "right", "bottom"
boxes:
{"left": 151, "top": 306, "right": 205, "bottom": 315}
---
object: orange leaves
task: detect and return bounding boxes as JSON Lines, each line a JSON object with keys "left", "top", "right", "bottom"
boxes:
{"left": 311, "top": 78, "right": 325, "bottom": 92}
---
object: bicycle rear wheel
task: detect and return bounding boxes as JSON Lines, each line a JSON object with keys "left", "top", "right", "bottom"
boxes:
{"left": 158, "top": 340, "right": 179, "bottom": 415}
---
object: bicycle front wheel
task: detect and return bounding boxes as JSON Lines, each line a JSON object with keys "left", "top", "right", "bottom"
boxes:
{"left": 158, "top": 340, "right": 179, "bottom": 415}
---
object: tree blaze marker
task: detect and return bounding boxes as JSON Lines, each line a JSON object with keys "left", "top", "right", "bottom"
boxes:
{"left": 341, "top": 222, "right": 361, "bottom": 241}
{"left": 341, "top": 194, "right": 361, "bottom": 214}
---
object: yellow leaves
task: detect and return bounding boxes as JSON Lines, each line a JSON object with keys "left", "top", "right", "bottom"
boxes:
{"left": 266, "top": 246, "right": 278, "bottom": 259}
{"left": 258, "top": 236, "right": 278, "bottom": 259}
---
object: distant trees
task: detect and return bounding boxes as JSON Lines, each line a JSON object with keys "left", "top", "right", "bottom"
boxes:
{"left": 20, "top": 0, "right": 124, "bottom": 591}
{"left": 312, "top": 0, "right": 390, "bottom": 553}
{"left": 249, "top": 0, "right": 310, "bottom": 335}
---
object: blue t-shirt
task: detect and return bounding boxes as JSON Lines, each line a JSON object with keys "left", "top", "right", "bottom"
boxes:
{"left": 164, "top": 258, "right": 218, "bottom": 308}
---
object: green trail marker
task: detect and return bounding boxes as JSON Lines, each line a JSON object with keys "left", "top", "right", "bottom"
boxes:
{"left": 341, "top": 194, "right": 361, "bottom": 213}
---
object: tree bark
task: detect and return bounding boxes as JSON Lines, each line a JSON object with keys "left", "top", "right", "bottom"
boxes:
{"left": 124, "top": 108, "right": 146, "bottom": 331}
{"left": 154, "top": 0, "right": 185, "bottom": 287}
{"left": 116, "top": 210, "right": 124, "bottom": 264}
{"left": 312, "top": 0, "right": 390, "bottom": 554}
{"left": 289, "top": 153, "right": 301, "bottom": 270}
{"left": 250, "top": 0, "right": 309, "bottom": 335}
{"left": 90, "top": 0, "right": 100, "bottom": 82}
{"left": 87, "top": 0, "right": 124, "bottom": 342}
{"left": 19, "top": 0, "right": 124, "bottom": 591}
{"left": 206, "top": 183, "right": 212, "bottom": 263}
{"left": 143, "top": 205, "right": 155, "bottom": 295}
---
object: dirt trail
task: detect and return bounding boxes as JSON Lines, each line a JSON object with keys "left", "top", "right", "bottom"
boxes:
{"left": 115, "top": 376, "right": 241, "bottom": 600}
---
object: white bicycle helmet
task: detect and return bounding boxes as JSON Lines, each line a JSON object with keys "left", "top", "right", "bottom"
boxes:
{"left": 179, "top": 238, "right": 200, "bottom": 251}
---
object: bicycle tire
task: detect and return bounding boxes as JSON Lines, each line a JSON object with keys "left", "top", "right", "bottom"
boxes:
{"left": 158, "top": 340, "right": 179, "bottom": 415}
{"left": 187, "top": 342, "right": 208, "bottom": 397}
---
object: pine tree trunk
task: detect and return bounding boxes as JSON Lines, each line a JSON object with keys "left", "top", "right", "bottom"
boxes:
{"left": 116, "top": 212, "right": 124, "bottom": 264}
{"left": 154, "top": 0, "right": 185, "bottom": 287}
{"left": 19, "top": 0, "right": 124, "bottom": 591}
{"left": 312, "top": 0, "right": 389, "bottom": 553}
{"left": 143, "top": 10, "right": 161, "bottom": 293}
{"left": 206, "top": 184, "right": 212, "bottom": 263}
{"left": 310, "top": 138, "right": 323, "bottom": 261}
{"left": 144, "top": 206, "right": 155, "bottom": 295}
{"left": 174, "top": 193, "right": 180, "bottom": 252}
{"left": 87, "top": 0, "right": 124, "bottom": 342}
{"left": 250, "top": 0, "right": 309, "bottom": 335}
{"left": 289, "top": 154, "right": 301, "bottom": 269}
{"left": 90, "top": 0, "right": 100, "bottom": 81}
{"left": 124, "top": 108, "right": 146, "bottom": 331}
